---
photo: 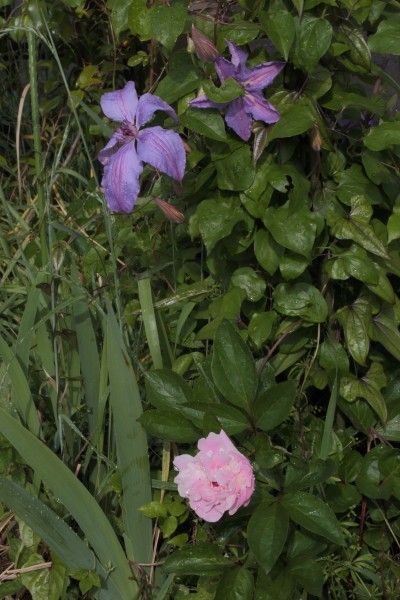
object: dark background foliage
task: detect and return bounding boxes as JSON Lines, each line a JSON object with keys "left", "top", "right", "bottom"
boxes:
{"left": 0, "top": 0, "right": 400, "bottom": 598}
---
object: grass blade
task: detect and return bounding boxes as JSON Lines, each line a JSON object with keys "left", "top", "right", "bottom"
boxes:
{"left": 14, "top": 287, "right": 40, "bottom": 370}
{"left": 138, "top": 277, "right": 163, "bottom": 369}
{"left": 71, "top": 267, "right": 100, "bottom": 436}
{"left": 320, "top": 372, "right": 338, "bottom": 460}
{"left": 0, "top": 334, "right": 40, "bottom": 436}
{"left": 0, "top": 476, "right": 95, "bottom": 571}
{"left": 0, "top": 406, "right": 138, "bottom": 600}
{"left": 106, "top": 304, "right": 153, "bottom": 564}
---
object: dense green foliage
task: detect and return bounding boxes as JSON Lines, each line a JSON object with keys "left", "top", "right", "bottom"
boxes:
{"left": 1, "top": 0, "right": 400, "bottom": 598}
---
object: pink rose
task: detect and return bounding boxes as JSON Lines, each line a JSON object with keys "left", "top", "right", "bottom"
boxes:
{"left": 173, "top": 430, "right": 255, "bottom": 523}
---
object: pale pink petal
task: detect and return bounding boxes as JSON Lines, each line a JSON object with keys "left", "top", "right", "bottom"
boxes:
{"left": 100, "top": 81, "right": 138, "bottom": 123}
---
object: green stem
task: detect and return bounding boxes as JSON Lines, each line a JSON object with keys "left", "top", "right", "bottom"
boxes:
{"left": 27, "top": 29, "right": 48, "bottom": 266}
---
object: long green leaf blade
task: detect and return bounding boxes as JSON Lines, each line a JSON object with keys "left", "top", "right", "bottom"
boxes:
{"left": 0, "top": 407, "right": 137, "bottom": 600}
{"left": 106, "top": 305, "right": 153, "bottom": 564}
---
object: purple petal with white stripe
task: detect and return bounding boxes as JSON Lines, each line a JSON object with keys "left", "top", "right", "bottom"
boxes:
{"left": 244, "top": 93, "right": 280, "bottom": 124}
{"left": 225, "top": 97, "right": 252, "bottom": 141}
{"left": 136, "top": 126, "right": 186, "bottom": 182}
{"left": 100, "top": 81, "right": 138, "bottom": 123}
{"left": 189, "top": 95, "right": 227, "bottom": 110}
{"left": 136, "top": 93, "right": 178, "bottom": 129}
{"left": 215, "top": 57, "right": 236, "bottom": 82}
{"left": 227, "top": 41, "right": 248, "bottom": 70}
{"left": 240, "top": 61, "right": 285, "bottom": 92}
{"left": 101, "top": 142, "right": 143, "bottom": 213}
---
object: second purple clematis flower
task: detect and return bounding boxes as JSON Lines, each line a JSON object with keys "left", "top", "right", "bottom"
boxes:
{"left": 98, "top": 81, "right": 186, "bottom": 213}
{"left": 190, "top": 42, "right": 285, "bottom": 141}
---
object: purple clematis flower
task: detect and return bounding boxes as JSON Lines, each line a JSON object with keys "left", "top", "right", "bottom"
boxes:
{"left": 98, "top": 81, "right": 186, "bottom": 213}
{"left": 190, "top": 42, "right": 285, "bottom": 141}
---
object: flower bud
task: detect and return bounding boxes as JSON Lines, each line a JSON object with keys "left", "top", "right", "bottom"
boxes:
{"left": 190, "top": 25, "right": 219, "bottom": 62}
{"left": 153, "top": 197, "right": 185, "bottom": 224}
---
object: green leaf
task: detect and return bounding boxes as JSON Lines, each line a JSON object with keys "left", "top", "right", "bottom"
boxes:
{"left": 248, "top": 501, "right": 289, "bottom": 573}
{"left": 273, "top": 283, "right": 328, "bottom": 323}
{"left": 294, "top": 15, "right": 333, "bottom": 72}
{"left": 181, "top": 108, "right": 227, "bottom": 142}
{"left": 340, "top": 363, "right": 387, "bottom": 423}
{"left": 288, "top": 557, "right": 324, "bottom": 597}
{"left": 216, "top": 567, "right": 255, "bottom": 600}
{"left": 364, "top": 120, "right": 400, "bottom": 151}
{"left": 282, "top": 491, "right": 345, "bottom": 545}
{"left": 0, "top": 477, "right": 95, "bottom": 572}
{"left": 388, "top": 213, "right": 400, "bottom": 244}
{"left": 368, "top": 17, "right": 400, "bottom": 55}
{"left": 319, "top": 338, "right": 349, "bottom": 374}
{"left": 254, "top": 381, "right": 297, "bottom": 431}
{"left": 107, "top": 0, "right": 132, "bottom": 36}
{"left": 217, "top": 21, "right": 259, "bottom": 46}
{"left": 336, "top": 164, "right": 382, "bottom": 206}
{"left": 263, "top": 202, "right": 318, "bottom": 257}
{"left": 196, "top": 196, "right": 253, "bottom": 253}
{"left": 202, "top": 77, "right": 244, "bottom": 103}
{"left": 156, "top": 51, "right": 199, "bottom": 104}
{"left": 231, "top": 267, "right": 266, "bottom": 302}
{"left": 181, "top": 402, "right": 249, "bottom": 435}
{"left": 148, "top": 0, "right": 187, "bottom": 50}
{"left": 325, "top": 245, "right": 379, "bottom": 285}
{"left": 139, "top": 409, "right": 200, "bottom": 442}
{"left": 336, "top": 297, "right": 371, "bottom": 365}
{"left": 211, "top": 320, "right": 257, "bottom": 411}
{"left": 322, "top": 85, "right": 384, "bottom": 114}
{"left": 215, "top": 144, "right": 255, "bottom": 191}
{"left": 248, "top": 312, "right": 277, "bottom": 348}
{"left": 163, "top": 543, "right": 232, "bottom": 575}
{"left": 106, "top": 306, "right": 152, "bottom": 564}
{"left": 0, "top": 408, "right": 136, "bottom": 600}
{"left": 254, "top": 229, "right": 280, "bottom": 275}
{"left": 268, "top": 97, "right": 315, "bottom": 141}
{"left": 370, "top": 309, "right": 400, "bottom": 361}
{"left": 330, "top": 196, "right": 388, "bottom": 259}
{"left": 139, "top": 501, "right": 168, "bottom": 519}
{"left": 259, "top": 1, "right": 295, "bottom": 60}
{"left": 145, "top": 369, "right": 191, "bottom": 410}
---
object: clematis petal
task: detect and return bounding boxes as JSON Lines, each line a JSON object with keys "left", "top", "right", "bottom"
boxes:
{"left": 97, "top": 131, "right": 122, "bottom": 165}
{"left": 240, "top": 61, "right": 285, "bottom": 92}
{"left": 100, "top": 81, "right": 138, "bottom": 123}
{"left": 244, "top": 93, "right": 280, "bottom": 124}
{"left": 227, "top": 41, "right": 248, "bottom": 70}
{"left": 189, "top": 95, "right": 227, "bottom": 110}
{"left": 215, "top": 57, "right": 236, "bottom": 82}
{"left": 136, "top": 126, "right": 186, "bottom": 182}
{"left": 101, "top": 141, "right": 143, "bottom": 213}
{"left": 136, "top": 93, "right": 178, "bottom": 129}
{"left": 225, "top": 97, "right": 252, "bottom": 141}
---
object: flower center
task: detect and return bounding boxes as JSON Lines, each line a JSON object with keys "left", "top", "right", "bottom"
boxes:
{"left": 211, "top": 481, "right": 219, "bottom": 488}
{"left": 121, "top": 120, "right": 138, "bottom": 138}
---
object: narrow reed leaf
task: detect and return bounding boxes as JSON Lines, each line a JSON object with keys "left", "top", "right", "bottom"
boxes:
{"left": 71, "top": 266, "right": 100, "bottom": 436}
{"left": 320, "top": 372, "right": 338, "bottom": 460}
{"left": 0, "top": 476, "right": 95, "bottom": 572}
{"left": 138, "top": 277, "right": 163, "bottom": 369}
{"left": 14, "top": 287, "right": 40, "bottom": 370}
{"left": 0, "top": 335, "right": 40, "bottom": 436}
{"left": 0, "top": 407, "right": 137, "bottom": 600}
{"left": 106, "top": 304, "right": 153, "bottom": 564}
